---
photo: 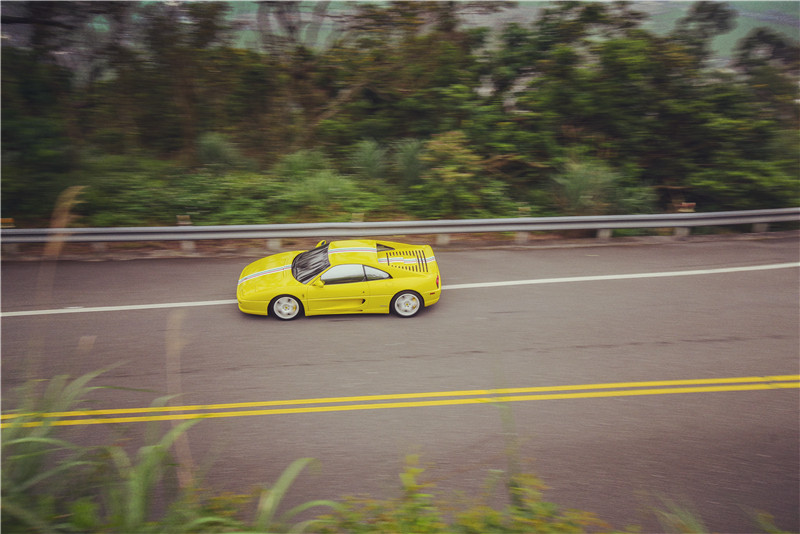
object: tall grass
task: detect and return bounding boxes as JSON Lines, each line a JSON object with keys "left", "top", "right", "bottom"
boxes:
{"left": 1, "top": 373, "right": 338, "bottom": 533}
{"left": 249, "top": 458, "right": 341, "bottom": 533}
{"left": 2, "top": 370, "right": 107, "bottom": 532}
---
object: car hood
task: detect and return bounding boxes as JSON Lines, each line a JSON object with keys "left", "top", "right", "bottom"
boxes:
{"left": 237, "top": 251, "right": 301, "bottom": 298}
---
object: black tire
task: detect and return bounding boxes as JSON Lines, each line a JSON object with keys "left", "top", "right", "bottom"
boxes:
{"left": 391, "top": 290, "right": 423, "bottom": 318}
{"left": 270, "top": 295, "right": 303, "bottom": 320}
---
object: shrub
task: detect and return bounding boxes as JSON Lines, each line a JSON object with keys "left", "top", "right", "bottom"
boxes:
{"left": 550, "top": 156, "right": 655, "bottom": 216}
{"left": 317, "top": 458, "right": 611, "bottom": 534}
{"left": 686, "top": 159, "right": 800, "bottom": 211}
{"left": 405, "top": 131, "right": 516, "bottom": 219}
{"left": 393, "top": 138, "right": 426, "bottom": 187}
{"left": 196, "top": 132, "right": 248, "bottom": 173}
{"left": 350, "top": 139, "right": 389, "bottom": 183}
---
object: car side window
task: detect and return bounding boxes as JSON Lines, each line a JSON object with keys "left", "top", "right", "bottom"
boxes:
{"left": 320, "top": 264, "right": 366, "bottom": 285}
{"left": 364, "top": 265, "right": 391, "bottom": 281}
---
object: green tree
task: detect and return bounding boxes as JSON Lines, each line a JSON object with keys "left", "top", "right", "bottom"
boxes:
{"left": 735, "top": 27, "right": 800, "bottom": 130}
{"left": 480, "top": 2, "right": 657, "bottom": 207}
{"left": 315, "top": 1, "right": 495, "bottom": 146}
{"left": 3, "top": 0, "right": 798, "bottom": 226}
{"left": 1, "top": 46, "right": 78, "bottom": 222}
{"left": 486, "top": 1, "right": 798, "bottom": 211}
{"left": 136, "top": 2, "right": 233, "bottom": 160}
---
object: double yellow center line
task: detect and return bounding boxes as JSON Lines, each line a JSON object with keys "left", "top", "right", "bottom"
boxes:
{"left": 3, "top": 375, "right": 798, "bottom": 428}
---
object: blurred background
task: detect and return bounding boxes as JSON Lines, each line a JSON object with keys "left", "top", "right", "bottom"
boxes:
{"left": 2, "top": 1, "right": 798, "bottom": 228}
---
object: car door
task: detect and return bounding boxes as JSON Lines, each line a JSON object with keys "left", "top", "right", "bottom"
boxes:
{"left": 307, "top": 264, "right": 370, "bottom": 314}
{"left": 362, "top": 265, "right": 395, "bottom": 312}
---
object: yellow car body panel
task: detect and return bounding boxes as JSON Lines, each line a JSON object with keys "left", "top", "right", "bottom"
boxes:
{"left": 236, "top": 239, "right": 441, "bottom": 318}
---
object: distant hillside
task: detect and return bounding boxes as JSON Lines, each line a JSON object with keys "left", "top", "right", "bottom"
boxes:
{"left": 640, "top": 1, "right": 799, "bottom": 60}
{"left": 465, "top": 1, "right": 799, "bottom": 60}
{"left": 229, "top": 1, "right": 799, "bottom": 63}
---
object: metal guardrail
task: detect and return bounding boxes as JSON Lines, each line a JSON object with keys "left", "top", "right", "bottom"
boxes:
{"left": 1, "top": 208, "right": 798, "bottom": 244}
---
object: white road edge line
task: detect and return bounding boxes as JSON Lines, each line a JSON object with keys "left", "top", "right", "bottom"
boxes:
{"left": 2, "top": 300, "right": 238, "bottom": 317}
{"left": 443, "top": 262, "right": 800, "bottom": 290}
{"left": 2, "top": 262, "right": 798, "bottom": 318}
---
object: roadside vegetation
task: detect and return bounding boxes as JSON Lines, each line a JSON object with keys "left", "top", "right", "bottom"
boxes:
{"left": 2, "top": 372, "right": 792, "bottom": 534}
{"left": 2, "top": 2, "right": 798, "bottom": 227}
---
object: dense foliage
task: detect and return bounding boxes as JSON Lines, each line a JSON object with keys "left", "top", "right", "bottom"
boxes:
{"left": 2, "top": 1, "right": 798, "bottom": 226}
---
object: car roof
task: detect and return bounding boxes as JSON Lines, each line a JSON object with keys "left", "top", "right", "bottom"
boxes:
{"left": 327, "top": 240, "right": 380, "bottom": 266}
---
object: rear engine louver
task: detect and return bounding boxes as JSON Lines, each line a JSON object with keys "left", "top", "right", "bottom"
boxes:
{"left": 385, "top": 250, "right": 429, "bottom": 273}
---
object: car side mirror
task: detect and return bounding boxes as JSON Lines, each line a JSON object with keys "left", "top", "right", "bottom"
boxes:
{"left": 315, "top": 240, "right": 328, "bottom": 248}
{"left": 312, "top": 279, "right": 325, "bottom": 288}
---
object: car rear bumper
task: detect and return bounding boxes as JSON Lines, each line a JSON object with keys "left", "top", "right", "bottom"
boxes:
{"left": 424, "top": 288, "right": 441, "bottom": 307}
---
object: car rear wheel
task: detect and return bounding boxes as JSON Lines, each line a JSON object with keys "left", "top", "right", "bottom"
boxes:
{"left": 391, "top": 291, "right": 422, "bottom": 318}
{"left": 270, "top": 295, "right": 303, "bottom": 320}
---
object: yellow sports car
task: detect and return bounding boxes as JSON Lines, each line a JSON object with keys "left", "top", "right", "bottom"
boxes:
{"left": 237, "top": 239, "right": 441, "bottom": 320}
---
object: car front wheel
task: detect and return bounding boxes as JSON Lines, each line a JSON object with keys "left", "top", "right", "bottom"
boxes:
{"left": 271, "top": 295, "right": 303, "bottom": 320}
{"left": 391, "top": 291, "right": 422, "bottom": 318}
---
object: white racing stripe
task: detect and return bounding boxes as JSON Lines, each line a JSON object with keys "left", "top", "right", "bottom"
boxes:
{"left": 2, "top": 262, "right": 798, "bottom": 318}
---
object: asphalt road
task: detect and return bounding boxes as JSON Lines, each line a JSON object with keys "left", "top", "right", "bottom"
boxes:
{"left": 3, "top": 234, "right": 799, "bottom": 533}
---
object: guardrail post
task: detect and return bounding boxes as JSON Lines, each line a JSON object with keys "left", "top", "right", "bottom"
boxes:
{"left": 674, "top": 227, "right": 690, "bottom": 237}
{"left": 596, "top": 229, "right": 612, "bottom": 240}
{"left": 516, "top": 207, "right": 530, "bottom": 243}
{"left": 752, "top": 223, "right": 769, "bottom": 233}
{"left": 674, "top": 203, "right": 694, "bottom": 236}
{"left": 267, "top": 239, "right": 282, "bottom": 251}
{"left": 1, "top": 218, "right": 18, "bottom": 255}
{"left": 436, "top": 234, "right": 450, "bottom": 246}
{"left": 177, "top": 215, "right": 195, "bottom": 253}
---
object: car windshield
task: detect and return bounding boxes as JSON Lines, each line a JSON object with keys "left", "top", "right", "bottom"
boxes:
{"left": 292, "top": 245, "right": 330, "bottom": 284}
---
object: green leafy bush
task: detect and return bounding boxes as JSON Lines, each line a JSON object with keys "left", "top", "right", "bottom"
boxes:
{"left": 406, "top": 131, "right": 516, "bottom": 219}
{"left": 350, "top": 140, "right": 389, "bottom": 183}
{"left": 317, "top": 458, "right": 613, "bottom": 534}
{"left": 196, "top": 132, "right": 250, "bottom": 173}
{"left": 392, "top": 138, "right": 426, "bottom": 188}
{"left": 551, "top": 156, "right": 656, "bottom": 216}
{"left": 73, "top": 149, "right": 387, "bottom": 226}
{"left": 271, "top": 149, "right": 387, "bottom": 221}
{"left": 686, "top": 159, "right": 800, "bottom": 211}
